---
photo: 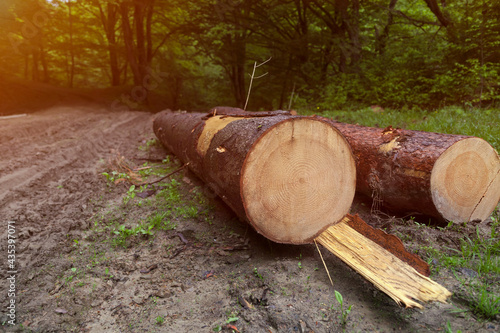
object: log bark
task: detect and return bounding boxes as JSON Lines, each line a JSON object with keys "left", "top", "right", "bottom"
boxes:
{"left": 153, "top": 108, "right": 356, "bottom": 244}
{"left": 326, "top": 122, "right": 500, "bottom": 223}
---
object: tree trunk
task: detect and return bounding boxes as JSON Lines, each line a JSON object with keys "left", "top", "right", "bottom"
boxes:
{"left": 153, "top": 108, "right": 356, "bottom": 244}
{"left": 134, "top": 1, "right": 146, "bottom": 81}
{"left": 32, "top": 49, "right": 39, "bottom": 82}
{"left": 146, "top": 0, "right": 155, "bottom": 64}
{"left": 40, "top": 45, "right": 49, "bottom": 83}
{"left": 120, "top": 2, "right": 141, "bottom": 86}
{"left": 376, "top": 0, "right": 398, "bottom": 55}
{"left": 98, "top": 2, "right": 120, "bottom": 86}
{"left": 67, "top": 0, "right": 75, "bottom": 87}
{"left": 422, "top": 0, "right": 451, "bottom": 27}
{"left": 327, "top": 121, "right": 500, "bottom": 223}
{"left": 230, "top": 34, "right": 247, "bottom": 108}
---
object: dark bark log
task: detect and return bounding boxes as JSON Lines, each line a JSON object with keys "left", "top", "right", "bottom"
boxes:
{"left": 153, "top": 110, "right": 356, "bottom": 244}
{"left": 205, "top": 106, "right": 291, "bottom": 118}
{"left": 326, "top": 121, "right": 500, "bottom": 223}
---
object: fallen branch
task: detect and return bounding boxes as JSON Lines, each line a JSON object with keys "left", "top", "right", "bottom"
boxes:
{"left": 139, "top": 163, "right": 189, "bottom": 186}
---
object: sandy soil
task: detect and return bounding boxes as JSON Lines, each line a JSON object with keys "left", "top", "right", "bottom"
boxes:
{"left": 0, "top": 105, "right": 498, "bottom": 332}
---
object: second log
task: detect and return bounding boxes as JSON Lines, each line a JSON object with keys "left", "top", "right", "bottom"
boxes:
{"left": 327, "top": 121, "right": 500, "bottom": 223}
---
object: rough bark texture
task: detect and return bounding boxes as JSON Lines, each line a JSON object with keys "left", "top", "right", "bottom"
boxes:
{"left": 326, "top": 121, "right": 500, "bottom": 223}
{"left": 346, "top": 214, "right": 430, "bottom": 276}
{"left": 153, "top": 111, "right": 293, "bottom": 218}
{"left": 153, "top": 109, "right": 356, "bottom": 244}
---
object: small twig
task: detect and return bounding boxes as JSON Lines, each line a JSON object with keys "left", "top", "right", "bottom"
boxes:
{"left": 253, "top": 72, "right": 269, "bottom": 79}
{"left": 140, "top": 263, "right": 158, "bottom": 274}
{"left": 134, "top": 166, "right": 152, "bottom": 171}
{"left": 139, "top": 163, "right": 189, "bottom": 186}
{"left": 288, "top": 82, "right": 296, "bottom": 110}
{"left": 176, "top": 232, "right": 189, "bottom": 244}
{"left": 314, "top": 239, "right": 334, "bottom": 287}
{"left": 133, "top": 157, "right": 166, "bottom": 162}
{"left": 244, "top": 57, "right": 272, "bottom": 110}
{"left": 169, "top": 246, "right": 186, "bottom": 258}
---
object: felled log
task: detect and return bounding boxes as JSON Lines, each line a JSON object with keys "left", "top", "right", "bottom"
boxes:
{"left": 153, "top": 107, "right": 356, "bottom": 244}
{"left": 153, "top": 107, "right": 452, "bottom": 308}
{"left": 327, "top": 122, "right": 500, "bottom": 223}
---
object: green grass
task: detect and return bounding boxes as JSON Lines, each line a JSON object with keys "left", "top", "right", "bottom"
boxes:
{"left": 138, "top": 138, "right": 159, "bottom": 151}
{"left": 300, "top": 106, "right": 500, "bottom": 151}
{"left": 99, "top": 156, "right": 213, "bottom": 248}
{"left": 333, "top": 290, "right": 352, "bottom": 330}
{"left": 155, "top": 315, "right": 165, "bottom": 325}
{"left": 419, "top": 209, "right": 500, "bottom": 320}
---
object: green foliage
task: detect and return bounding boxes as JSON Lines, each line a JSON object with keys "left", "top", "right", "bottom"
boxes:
{"left": 444, "top": 320, "right": 462, "bottom": 333}
{"left": 213, "top": 313, "right": 239, "bottom": 332}
{"left": 111, "top": 210, "right": 177, "bottom": 247}
{"left": 2, "top": 0, "right": 499, "bottom": 110}
{"left": 101, "top": 171, "right": 130, "bottom": 184}
{"left": 112, "top": 224, "right": 138, "bottom": 247}
{"left": 147, "top": 212, "right": 177, "bottom": 231}
{"left": 155, "top": 315, "right": 165, "bottom": 325}
{"left": 100, "top": 154, "right": 210, "bottom": 248}
{"left": 468, "top": 286, "right": 500, "bottom": 320}
{"left": 122, "top": 185, "right": 136, "bottom": 205}
{"left": 333, "top": 290, "right": 352, "bottom": 329}
{"left": 418, "top": 210, "right": 500, "bottom": 320}
{"left": 138, "top": 138, "right": 159, "bottom": 152}
{"left": 253, "top": 267, "right": 264, "bottom": 280}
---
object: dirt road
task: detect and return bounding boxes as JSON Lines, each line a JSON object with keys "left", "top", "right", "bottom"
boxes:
{"left": 0, "top": 106, "right": 497, "bottom": 332}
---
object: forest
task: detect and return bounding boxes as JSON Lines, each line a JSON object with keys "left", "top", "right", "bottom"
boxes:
{"left": 1, "top": 0, "right": 499, "bottom": 111}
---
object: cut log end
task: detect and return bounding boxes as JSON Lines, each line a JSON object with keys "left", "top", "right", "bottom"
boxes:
{"left": 431, "top": 137, "right": 500, "bottom": 222}
{"left": 241, "top": 118, "right": 356, "bottom": 244}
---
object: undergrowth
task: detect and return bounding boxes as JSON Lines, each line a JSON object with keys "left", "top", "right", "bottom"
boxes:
{"left": 420, "top": 208, "right": 500, "bottom": 320}
{"left": 96, "top": 154, "right": 213, "bottom": 248}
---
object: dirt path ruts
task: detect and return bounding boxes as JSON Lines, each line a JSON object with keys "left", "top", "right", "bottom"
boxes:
{"left": 0, "top": 106, "right": 154, "bottom": 326}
